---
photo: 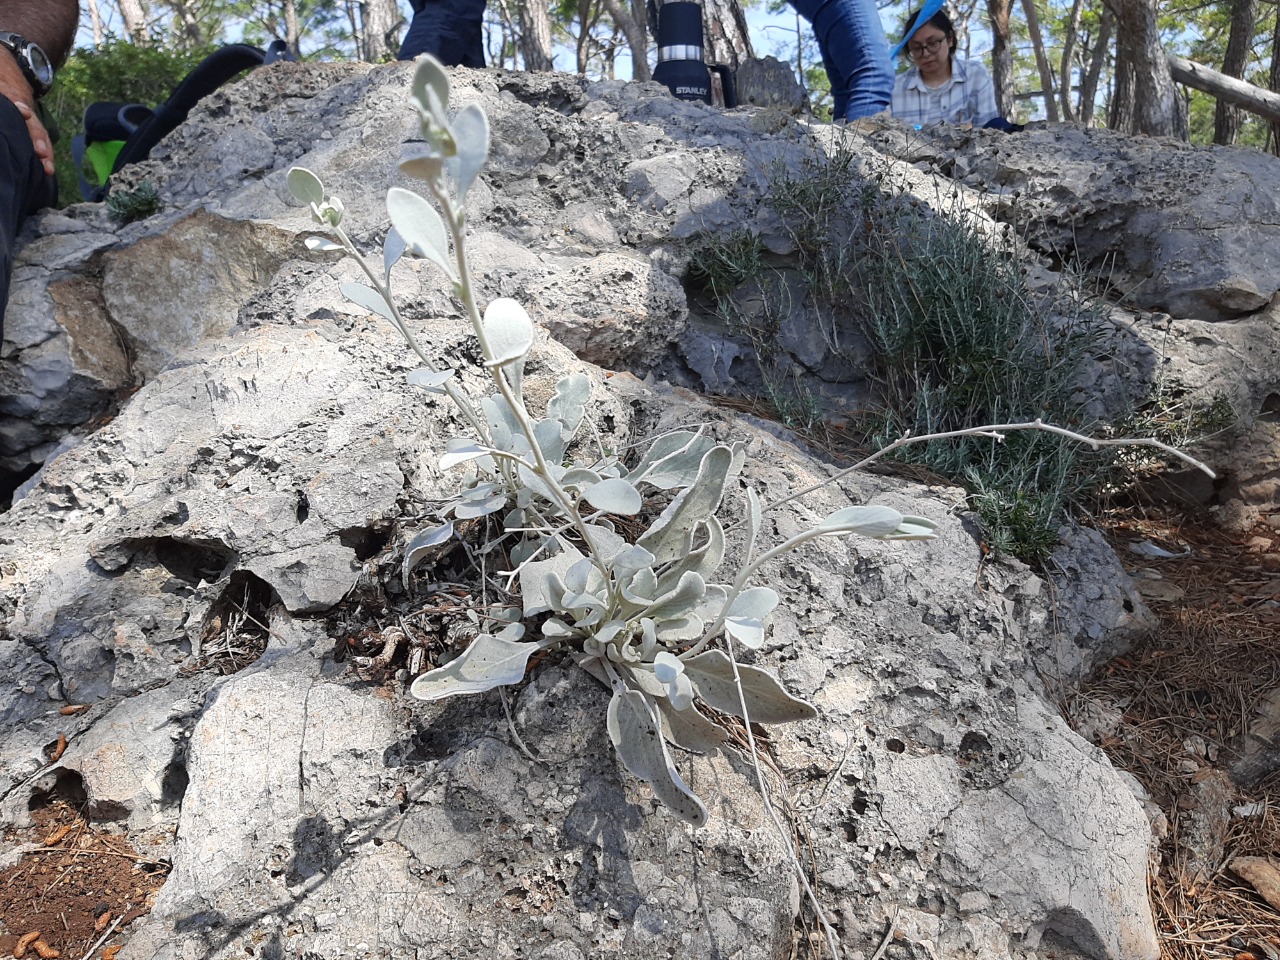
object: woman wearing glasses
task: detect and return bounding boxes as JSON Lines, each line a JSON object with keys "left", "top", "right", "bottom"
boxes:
{"left": 890, "top": 7, "right": 1000, "bottom": 127}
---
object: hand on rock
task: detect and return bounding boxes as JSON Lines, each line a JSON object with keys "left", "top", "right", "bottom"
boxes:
{"left": 0, "top": 51, "right": 54, "bottom": 176}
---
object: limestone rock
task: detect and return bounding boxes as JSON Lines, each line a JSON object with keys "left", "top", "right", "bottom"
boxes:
{"left": 873, "top": 123, "right": 1280, "bottom": 325}
{"left": 0, "top": 60, "right": 1191, "bottom": 960}
{"left": 734, "top": 57, "right": 809, "bottom": 114}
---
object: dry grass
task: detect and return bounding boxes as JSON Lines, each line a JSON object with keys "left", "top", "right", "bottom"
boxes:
{"left": 1077, "top": 506, "right": 1280, "bottom": 960}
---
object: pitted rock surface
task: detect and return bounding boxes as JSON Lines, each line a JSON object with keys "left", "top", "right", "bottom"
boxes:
{"left": 6, "top": 58, "right": 1257, "bottom": 959}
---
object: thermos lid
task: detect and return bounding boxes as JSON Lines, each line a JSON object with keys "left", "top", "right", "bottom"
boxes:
{"left": 655, "top": 2, "right": 704, "bottom": 50}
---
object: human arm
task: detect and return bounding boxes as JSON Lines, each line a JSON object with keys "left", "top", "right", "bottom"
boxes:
{"left": 0, "top": 0, "right": 79, "bottom": 67}
{"left": 964, "top": 59, "right": 1000, "bottom": 127}
{"left": 0, "top": 0, "right": 79, "bottom": 175}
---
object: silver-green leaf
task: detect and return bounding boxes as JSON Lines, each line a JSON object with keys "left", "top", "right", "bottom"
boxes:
{"left": 656, "top": 698, "right": 727, "bottom": 755}
{"left": 384, "top": 228, "right": 407, "bottom": 281}
{"left": 546, "top": 373, "right": 590, "bottom": 442}
{"left": 440, "top": 445, "right": 491, "bottom": 471}
{"left": 399, "top": 143, "right": 445, "bottom": 182}
{"left": 409, "top": 630, "right": 537, "bottom": 701}
{"left": 607, "top": 687, "right": 709, "bottom": 826}
{"left": 482, "top": 298, "right": 534, "bottom": 367}
{"left": 879, "top": 516, "right": 940, "bottom": 540}
{"left": 638, "top": 445, "right": 735, "bottom": 564}
{"left": 453, "top": 493, "right": 506, "bottom": 519}
{"left": 386, "top": 187, "right": 455, "bottom": 278}
{"left": 728, "top": 586, "right": 779, "bottom": 619}
{"left": 817, "top": 505, "right": 904, "bottom": 538}
{"left": 724, "top": 616, "right": 766, "bottom": 649}
{"left": 629, "top": 431, "right": 716, "bottom": 490}
{"left": 304, "top": 236, "right": 343, "bottom": 252}
{"left": 682, "top": 649, "right": 817, "bottom": 724}
{"left": 407, "top": 367, "right": 456, "bottom": 394}
{"left": 340, "top": 282, "right": 395, "bottom": 322}
{"left": 520, "top": 549, "right": 584, "bottom": 615}
{"left": 583, "top": 478, "right": 642, "bottom": 516}
{"left": 286, "top": 166, "right": 324, "bottom": 205}
{"left": 640, "top": 571, "right": 706, "bottom": 622}
{"left": 402, "top": 522, "right": 454, "bottom": 583}
{"left": 448, "top": 102, "right": 490, "bottom": 202}
{"left": 411, "top": 55, "right": 451, "bottom": 118}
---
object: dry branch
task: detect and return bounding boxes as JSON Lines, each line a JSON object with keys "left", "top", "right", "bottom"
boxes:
{"left": 1167, "top": 55, "right": 1280, "bottom": 124}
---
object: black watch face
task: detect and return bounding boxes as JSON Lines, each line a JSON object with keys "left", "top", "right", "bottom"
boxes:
{"left": 28, "top": 43, "right": 53, "bottom": 89}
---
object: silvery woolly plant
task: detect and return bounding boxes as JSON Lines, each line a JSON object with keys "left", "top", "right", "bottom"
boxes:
{"left": 287, "top": 56, "right": 937, "bottom": 828}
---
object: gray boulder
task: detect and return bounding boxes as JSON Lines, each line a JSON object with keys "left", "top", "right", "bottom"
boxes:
{"left": 0, "top": 59, "right": 1203, "bottom": 960}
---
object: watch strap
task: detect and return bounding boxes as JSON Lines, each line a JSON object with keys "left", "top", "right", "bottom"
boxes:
{"left": 0, "top": 31, "right": 53, "bottom": 97}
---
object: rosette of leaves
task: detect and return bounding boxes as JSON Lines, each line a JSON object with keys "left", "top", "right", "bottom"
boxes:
{"left": 414, "top": 420, "right": 938, "bottom": 826}
{"left": 287, "top": 56, "right": 939, "bottom": 826}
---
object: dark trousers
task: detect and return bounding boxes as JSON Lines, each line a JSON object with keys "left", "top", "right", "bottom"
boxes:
{"left": 0, "top": 98, "right": 56, "bottom": 338}
{"left": 399, "top": 0, "right": 488, "bottom": 68}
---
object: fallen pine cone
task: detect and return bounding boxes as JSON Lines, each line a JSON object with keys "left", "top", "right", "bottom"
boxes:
{"left": 13, "top": 931, "right": 40, "bottom": 959}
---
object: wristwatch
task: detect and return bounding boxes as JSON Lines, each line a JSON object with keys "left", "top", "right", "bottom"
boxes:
{"left": 0, "top": 32, "right": 55, "bottom": 98}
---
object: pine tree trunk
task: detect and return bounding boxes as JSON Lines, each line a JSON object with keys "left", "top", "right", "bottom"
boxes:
{"left": 575, "top": 0, "right": 596, "bottom": 74}
{"left": 1058, "top": 0, "right": 1086, "bottom": 121}
{"left": 117, "top": 0, "right": 150, "bottom": 43}
{"left": 987, "top": 0, "right": 1015, "bottom": 117}
{"left": 600, "top": 0, "right": 651, "bottom": 79}
{"left": 1271, "top": 6, "right": 1280, "bottom": 154}
{"left": 648, "top": 0, "right": 752, "bottom": 67}
{"left": 1102, "top": 0, "right": 1187, "bottom": 137}
{"left": 1213, "top": 0, "right": 1258, "bottom": 144}
{"left": 346, "top": 1, "right": 364, "bottom": 58}
{"left": 699, "top": 0, "right": 753, "bottom": 67}
{"left": 1168, "top": 55, "right": 1280, "bottom": 123}
{"left": 89, "top": 0, "right": 106, "bottom": 47}
{"left": 173, "top": 0, "right": 208, "bottom": 46}
{"left": 359, "top": 0, "right": 404, "bottom": 61}
{"left": 286, "top": 0, "right": 302, "bottom": 58}
{"left": 518, "top": 0, "right": 555, "bottom": 71}
{"left": 1079, "top": 6, "right": 1112, "bottom": 126}
{"left": 1021, "top": 0, "right": 1060, "bottom": 121}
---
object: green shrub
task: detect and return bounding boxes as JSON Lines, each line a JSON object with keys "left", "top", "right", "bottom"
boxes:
{"left": 766, "top": 149, "right": 1120, "bottom": 564}
{"left": 685, "top": 229, "right": 765, "bottom": 305}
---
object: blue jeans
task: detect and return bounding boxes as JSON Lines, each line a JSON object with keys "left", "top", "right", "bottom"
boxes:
{"left": 399, "top": 0, "right": 487, "bottom": 67}
{"left": 789, "top": 0, "right": 893, "bottom": 120}
{"left": 399, "top": 0, "right": 891, "bottom": 121}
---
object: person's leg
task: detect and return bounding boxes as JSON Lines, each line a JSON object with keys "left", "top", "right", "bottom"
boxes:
{"left": 0, "top": 98, "right": 56, "bottom": 339}
{"left": 789, "top": 0, "right": 893, "bottom": 120}
{"left": 399, "top": 0, "right": 488, "bottom": 68}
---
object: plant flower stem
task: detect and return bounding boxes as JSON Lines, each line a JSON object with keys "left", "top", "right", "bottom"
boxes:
{"left": 684, "top": 526, "right": 828, "bottom": 658}
{"left": 332, "top": 223, "right": 490, "bottom": 443}
{"left": 432, "top": 180, "right": 613, "bottom": 584}
{"left": 760, "top": 419, "right": 1216, "bottom": 520}
{"left": 726, "top": 638, "right": 842, "bottom": 958}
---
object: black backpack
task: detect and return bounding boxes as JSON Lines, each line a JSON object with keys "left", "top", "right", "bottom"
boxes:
{"left": 72, "top": 40, "right": 293, "bottom": 202}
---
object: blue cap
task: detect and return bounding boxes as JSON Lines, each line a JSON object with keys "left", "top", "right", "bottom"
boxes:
{"left": 890, "top": 0, "right": 946, "bottom": 60}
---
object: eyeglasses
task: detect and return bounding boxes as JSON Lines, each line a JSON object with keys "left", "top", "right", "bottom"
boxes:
{"left": 906, "top": 36, "right": 946, "bottom": 60}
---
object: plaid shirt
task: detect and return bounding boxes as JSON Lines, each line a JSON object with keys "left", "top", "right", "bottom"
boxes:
{"left": 891, "top": 59, "right": 1000, "bottom": 127}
